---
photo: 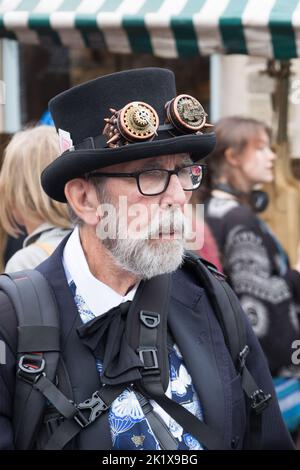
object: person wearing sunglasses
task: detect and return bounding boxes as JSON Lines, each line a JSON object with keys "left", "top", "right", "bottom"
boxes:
{"left": 0, "top": 68, "right": 294, "bottom": 451}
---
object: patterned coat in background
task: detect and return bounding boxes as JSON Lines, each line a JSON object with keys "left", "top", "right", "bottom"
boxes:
{"left": 205, "top": 197, "right": 300, "bottom": 375}
{"left": 205, "top": 196, "right": 300, "bottom": 432}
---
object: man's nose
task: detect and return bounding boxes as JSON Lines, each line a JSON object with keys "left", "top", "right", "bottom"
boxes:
{"left": 160, "top": 174, "right": 189, "bottom": 208}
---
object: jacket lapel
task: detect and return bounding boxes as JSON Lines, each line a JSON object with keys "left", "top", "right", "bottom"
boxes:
{"left": 168, "top": 269, "right": 230, "bottom": 448}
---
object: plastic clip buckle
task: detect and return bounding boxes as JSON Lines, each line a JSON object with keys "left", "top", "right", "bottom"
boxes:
{"left": 251, "top": 389, "right": 272, "bottom": 415}
{"left": 74, "top": 391, "right": 109, "bottom": 429}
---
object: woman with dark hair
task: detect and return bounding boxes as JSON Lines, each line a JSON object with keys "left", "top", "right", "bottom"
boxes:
{"left": 199, "top": 116, "right": 300, "bottom": 442}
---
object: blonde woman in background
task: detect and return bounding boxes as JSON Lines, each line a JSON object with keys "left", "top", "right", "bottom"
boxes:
{"left": 0, "top": 126, "right": 71, "bottom": 272}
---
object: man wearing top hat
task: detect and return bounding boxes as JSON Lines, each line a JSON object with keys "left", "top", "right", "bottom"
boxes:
{"left": 0, "top": 68, "right": 295, "bottom": 450}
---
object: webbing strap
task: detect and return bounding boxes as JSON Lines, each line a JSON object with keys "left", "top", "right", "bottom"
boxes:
{"left": 43, "top": 385, "right": 124, "bottom": 450}
{"left": 34, "top": 375, "right": 77, "bottom": 419}
{"left": 136, "top": 304, "right": 226, "bottom": 449}
{"left": 17, "top": 326, "right": 60, "bottom": 353}
{"left": 135, "top": 392, "right": 178, "bottom": 450}
{"left": 138, "top": 310, "right": 161, "bottom": 394}
{"left": 43, "top": 381, "right": 179, "bottom": 451}
{"left": 137, "top": 384, "right": 225, "bottom": 450}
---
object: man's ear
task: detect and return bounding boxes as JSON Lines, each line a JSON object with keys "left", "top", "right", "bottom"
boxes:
{"left": 64, "top": 178, "right": 99, "bottom": 226}
{"left": 224, "top": 147, "right": 240, "bottom": 168}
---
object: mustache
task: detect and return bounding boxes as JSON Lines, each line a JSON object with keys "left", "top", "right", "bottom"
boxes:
{"left": 105, "top": 204, "right": 187, "bottom": 240}
{"left": 115, "top": 208, "right": 185, "bottom": 239}
{"left": 145, "top": 209, "right": 185, "bottom": 238}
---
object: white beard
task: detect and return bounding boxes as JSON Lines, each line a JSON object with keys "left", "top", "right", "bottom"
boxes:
{"left": 103, "top": 235, "right": 185, "bottom": 279}
{"left": 99, "top": 203, "right": 186, "bottom": 279}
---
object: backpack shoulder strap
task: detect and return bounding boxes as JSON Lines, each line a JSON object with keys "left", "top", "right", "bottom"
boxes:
{"left": 0, "top": 270, "right": 61, "bottom": 449}
{"left": 0, "top": 289, "right": 18, "bottom": 354}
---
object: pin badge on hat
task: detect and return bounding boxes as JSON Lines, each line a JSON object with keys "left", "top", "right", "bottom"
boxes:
{"left": 58, "top": 128, "right": 73, "bottom": 153}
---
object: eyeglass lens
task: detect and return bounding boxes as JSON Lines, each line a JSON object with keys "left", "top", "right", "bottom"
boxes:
{"left": 138, "top": 165, "right": 203, "bottom": 195}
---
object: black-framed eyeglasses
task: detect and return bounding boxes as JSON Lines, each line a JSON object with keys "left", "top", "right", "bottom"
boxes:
{"left": 87, "top": 164, "right": 205, "bottom": 196}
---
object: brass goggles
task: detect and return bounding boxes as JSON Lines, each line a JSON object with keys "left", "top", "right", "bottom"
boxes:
{"left": 103, "top": 94, "right": 212, "bottom": 148}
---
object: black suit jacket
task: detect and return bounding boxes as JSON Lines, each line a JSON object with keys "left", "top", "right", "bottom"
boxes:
{"left": 0, "top": 236, "right": 295, "bottom": 449}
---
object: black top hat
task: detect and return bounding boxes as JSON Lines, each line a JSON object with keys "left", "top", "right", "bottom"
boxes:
{"left": 41, "top": 67, "right": 215, "bottom": 202}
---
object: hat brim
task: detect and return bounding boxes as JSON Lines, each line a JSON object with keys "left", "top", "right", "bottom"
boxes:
{"left": 41, "top": 132, "right": 216, "bottom": 202}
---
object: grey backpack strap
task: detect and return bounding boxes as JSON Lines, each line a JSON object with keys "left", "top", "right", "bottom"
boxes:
{"left": 0, "top": 270, "right": 61, "bottom": 449}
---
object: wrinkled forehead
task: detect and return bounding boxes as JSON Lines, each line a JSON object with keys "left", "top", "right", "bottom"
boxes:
{"left": 99, "top": 153, "right": 192, "bottom": 173}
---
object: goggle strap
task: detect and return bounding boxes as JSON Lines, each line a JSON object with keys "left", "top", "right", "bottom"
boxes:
{"left": 72, "top": 123, "right": 178, "bottom": 152}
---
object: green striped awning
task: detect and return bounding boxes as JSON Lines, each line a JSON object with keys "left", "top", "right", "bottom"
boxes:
{"left": 1, "top": 0, "right": 300, "bottom": 59}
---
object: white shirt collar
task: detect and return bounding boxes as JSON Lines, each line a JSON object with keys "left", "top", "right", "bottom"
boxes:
{"left": 62, "top": 227, "right": 138, "bottom": 317}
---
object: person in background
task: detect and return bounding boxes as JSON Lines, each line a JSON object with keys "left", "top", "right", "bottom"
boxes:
{"left": 0, "top": 126, "right": 71, "bottom": 272}
{"left": 198, "top": 116, "right": 300, "bottom": 444}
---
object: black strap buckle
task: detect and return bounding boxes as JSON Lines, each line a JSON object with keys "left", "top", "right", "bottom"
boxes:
{"left": 138, "top": 347, "right": 159, "bottom": 370}
{"left": 74, "top": 391, "right": 109, "bottom": 429}
{"left": 140, "top": 311, "right": 160, "bottom": 328}
{"left": 250, "top": 389, "right": 272, "bottom": 415}
{"left": 17, "top": 354, "right": 46, "bottom": 384}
